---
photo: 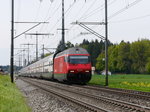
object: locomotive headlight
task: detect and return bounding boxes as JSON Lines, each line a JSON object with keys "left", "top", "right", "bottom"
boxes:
{"left": 70, "top": 70, "right": 74, "bottom": 73}
{"left": 85, "top": 70, "right": 89, "bottom": 72}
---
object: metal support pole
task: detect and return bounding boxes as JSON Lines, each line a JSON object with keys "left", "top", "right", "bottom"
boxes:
{"left": 10, "top": 0, "right": 14, "bottom": 83}
{"left": 62, "top": 0, "right": 65, "bottom": 50}
{"left": 19, "top": 55, "right": 21, "bottom": 67}
{"left": 105, "top": 0, "right": 108, "bottom": 86}
{"left": 42, "top": 44, "right": 44, "bottom": 58}
{"left": 27, "top": 45, "right": 29, "bottom": 64}
{"left": 23, "top": 50, "right": 25, "bottom": 66}
{"left": 36, "top": 32, "right": 38, "bottom": 61}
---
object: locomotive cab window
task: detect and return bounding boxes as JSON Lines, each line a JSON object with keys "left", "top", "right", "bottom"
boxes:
{"left": 68, "top": 55, "right": 90, "bottom": 64}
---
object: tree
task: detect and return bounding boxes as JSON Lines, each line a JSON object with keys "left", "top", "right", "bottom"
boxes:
{"left": 65, "top": 41, "right": 74, "bottom": 49}
{"left": 96, "top": 52, "right": 105, "bottom": 71}
{"left": 95, "top": 39, "right": 150, "bottom": 74}
{"left": 108, "top": 45, "right": 119, "bottom": 73}
{"left": 146, "top": 58, "right": 150, "bottom": 73}
{"left": 116, "top": 41, "right": 131, "bottom": 73}
{"left": 130, "top": 40, "right": 150, "bottom": 73}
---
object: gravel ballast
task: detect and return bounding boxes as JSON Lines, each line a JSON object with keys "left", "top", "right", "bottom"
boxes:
{"left": 16, "top": 79, "right": 85, "bottom": 112}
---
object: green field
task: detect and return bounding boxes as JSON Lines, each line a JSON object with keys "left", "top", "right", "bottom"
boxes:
{"left": 88, "top": 74, "right": 150, "bottom": 92}
{"left": 0, "top": 75, "right": 31, "bottom": 112}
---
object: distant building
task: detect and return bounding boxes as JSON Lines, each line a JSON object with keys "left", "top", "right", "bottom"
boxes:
{"left": 0, "top": 68, "right": 4, "bottom": 75}
{"left": 101, "top": 70, "right": 111, "bottom": 75}
{"left": 0, "top": 68, "right": 3, "bottom": 72}
{"left": 91, "top": 67, "right": 95, "bottom": 75}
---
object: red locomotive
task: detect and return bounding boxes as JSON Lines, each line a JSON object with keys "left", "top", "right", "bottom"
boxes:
{"left": 19, "top": 47, "right": 92, "bottom": 84}
{"left": 54, "top": 47, "right": 92, "bottom": 83}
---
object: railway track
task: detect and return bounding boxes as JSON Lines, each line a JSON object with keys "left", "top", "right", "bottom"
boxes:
{"left": 21, "top": 78, "right": 150, "bottom": 112}
{"left": 76, "top": 85, "right": 150, "bottom": 100}
{"left": 21, "top": 78, "right": 109, "bottom": 112}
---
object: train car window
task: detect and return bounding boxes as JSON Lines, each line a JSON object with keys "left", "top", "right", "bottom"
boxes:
{"left": 68, "top": 55, "right": 90, "bottom": 64}
{"left": 45, "top": 69, "right": 48, "bottom": 72}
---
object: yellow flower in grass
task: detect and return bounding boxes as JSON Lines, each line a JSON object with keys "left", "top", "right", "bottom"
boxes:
{"left": 132, "top": 83, "right": 137, "bottom": 86}
{"left": 122, "top": 81, "right": 130, "bottom": 86}
{"left": 139, "top": 82, "right": 145, "bottom": 87}
{"left": 122, "top": 81, "right": 150, "bottom": 88}
{"left": 147, "top": 84, "right": 150, "bottom": 87}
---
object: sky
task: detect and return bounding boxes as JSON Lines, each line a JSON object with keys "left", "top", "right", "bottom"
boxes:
{"left": 0, "top": 0, "right": 150, "bottom": 65}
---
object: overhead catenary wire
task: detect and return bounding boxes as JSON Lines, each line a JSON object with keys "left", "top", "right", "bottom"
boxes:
{"left": 78, "top": 0, "right": 117, "bottom": 21}
{"left": 39, "top": 1, "right": 62, "bottom": 33}
{"left": 34, "top": 1, "right": 42, "bottom": 22}
{"left": 48, "top": 1, "right": 76, "bottom": 33}
{"left": 70, "top": 0, "right": 116, "bottom": 39}
{"left": 73, "top": 0, "right": 144, "bottom": 41}
{"left": 78, "top": 0, "right": 142, "bottom": 22}
{"left": 63, "top": 0, "right": 101, "bottom": 41}
{"left": 110, "top": 13, "right": 150, "bottom": 23}
{"left": 61, "top": 0, "right": 109, "bottom": 44}
{"left": 60, "top": 1, "right": 86, "bottom": 35}
{"left": 108, "top": 0, "right": 143, "bottom": 19}
{"left": 64, "top": 0, "right": 100, "bottom": 37}
{"left": 77, "top": 0, "right": 99, "bottom": 20}
{"left": 38, "top": 1, "right": 56, "bottom": 32}
{"left": 31, "top": 0, "right": 61, "bottom": 51}
{"left": 35, "top": 0, "right": 59, "bottom": 33}
{"left": 42, "top": 0, "right": 111, "bottom": 48}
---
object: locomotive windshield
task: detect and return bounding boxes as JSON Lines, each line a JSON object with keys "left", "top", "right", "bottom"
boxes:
{"left": 68, "top": 55, "right": 90, "bottom": 64}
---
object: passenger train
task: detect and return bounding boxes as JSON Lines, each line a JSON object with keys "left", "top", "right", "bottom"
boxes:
{"left": 19, "top": 47, "right": 92, "bottom": 84}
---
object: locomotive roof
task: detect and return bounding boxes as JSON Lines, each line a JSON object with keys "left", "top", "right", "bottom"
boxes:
{"left": 56, "top": 47, "right": 89, "bottom": 57}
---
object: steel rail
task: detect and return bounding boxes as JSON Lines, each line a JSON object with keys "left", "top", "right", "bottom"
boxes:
{"left": 80, "top": 85, "right": 150, "bottom": 100}
{"left": 21, "top": 78, "right": 110, "bottom": 112}
{"left": 22, "top": 78, "right": 150, "bottom": 112}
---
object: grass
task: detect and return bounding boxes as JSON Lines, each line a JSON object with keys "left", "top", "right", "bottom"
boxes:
{"left": 0, "top": 75, "right": 31, "bottom": 112}
{"left": 88, "top": 74, "right": 150, "bottom": 92}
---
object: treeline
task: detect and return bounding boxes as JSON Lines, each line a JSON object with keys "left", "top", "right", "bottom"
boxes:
{"left": 0, "top": 65, "right": 22, "bottom": 73}
{"left": 0, "top": 65, "right": 10, "bottom": 73}
{"left": 79, "top": 39, "right": 112, "bottom": 66}
{"left": 96, "top": 39, "right": 150, "bottom": 74}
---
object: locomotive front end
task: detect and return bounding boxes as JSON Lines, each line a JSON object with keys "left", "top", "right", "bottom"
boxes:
{"left": 67, "top": 55, "right": 92, "bottom": 83}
